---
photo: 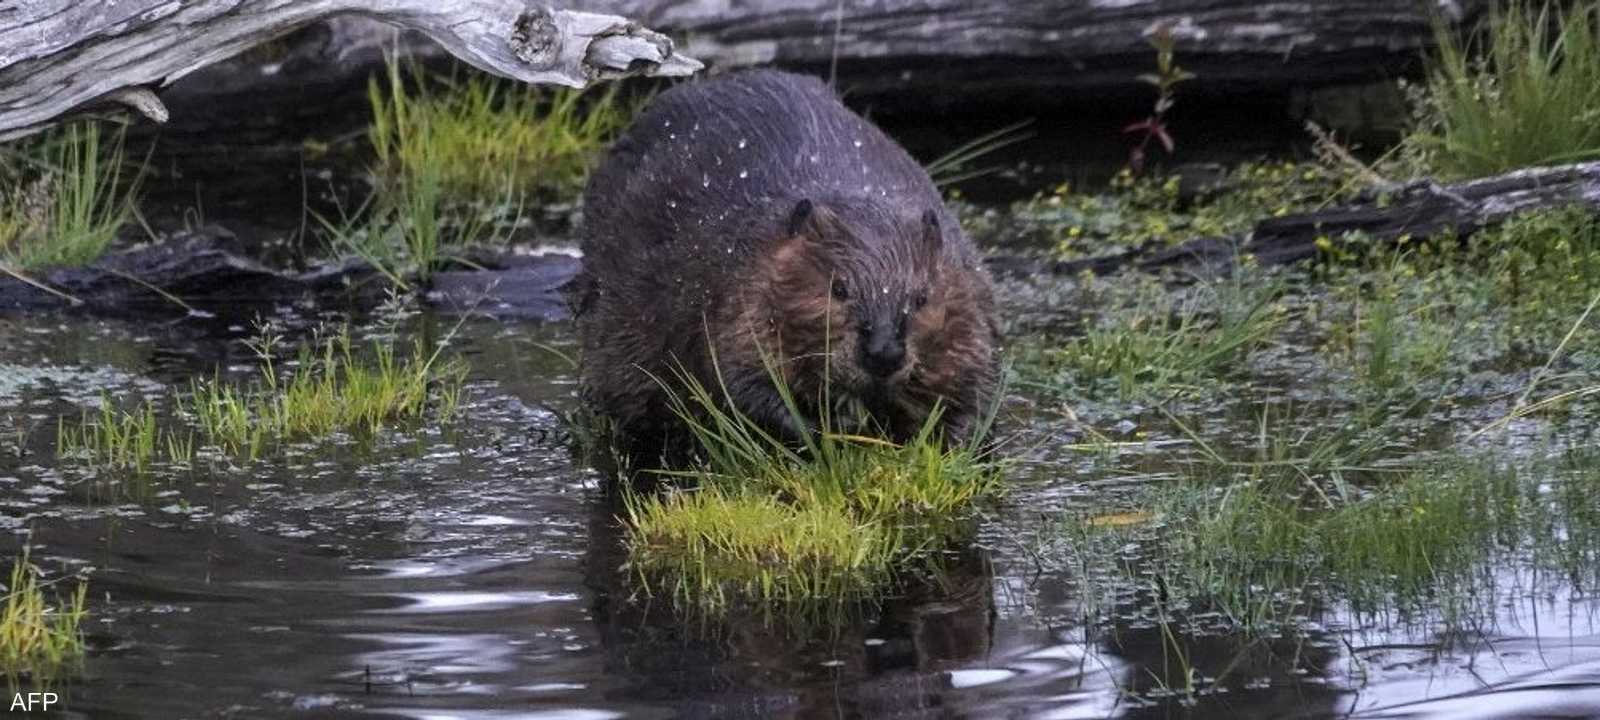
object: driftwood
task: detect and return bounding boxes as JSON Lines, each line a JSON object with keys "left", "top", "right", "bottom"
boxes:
{"left": 5, "top": 0, "right": 1488, "bottom": 141}
{"left": 588, "top": 0, "right": 1488, "bottom": 107}
{"left": 0, "top": 1, "right": 701, "bottom": 141}
{"left": 988, "top": 162, "right": 1600, "bottom": 279}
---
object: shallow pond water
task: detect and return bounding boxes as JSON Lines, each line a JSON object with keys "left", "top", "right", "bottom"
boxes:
{"left": 1, "top": 301, "right": 1597, "bottom": 719}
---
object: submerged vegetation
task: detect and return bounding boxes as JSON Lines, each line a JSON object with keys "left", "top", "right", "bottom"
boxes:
{"left": 57, "top": 317, "right": 465, "bottom": 473}
{"left": 57, "top": 397, "right": 193, "bottom": 475}
{"left": 0, "top": 549, "right": 87, "bottom": 683}
{"left": 184, "top": 324, "right": 465, "bottom": 461}
{"left": 621, "top": 365, "right": 999, "bottom": 620}
{"left": 0, "top": 122, "right": 139, "bottom": 271}
{"left": 1059, "top": 443, "right": 1600, "bottom": 634}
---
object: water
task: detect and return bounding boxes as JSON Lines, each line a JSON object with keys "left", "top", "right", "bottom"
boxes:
{"left": 1, "top": 306, "right": 1597, "bottom": 719}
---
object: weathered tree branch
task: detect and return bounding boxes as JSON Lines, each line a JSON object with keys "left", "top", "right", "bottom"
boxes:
{"left": 0, "top": 1, "right": 702, "bottom": 141}
{"left": 989, "top": 162, "right": 1600, "bottom": 279}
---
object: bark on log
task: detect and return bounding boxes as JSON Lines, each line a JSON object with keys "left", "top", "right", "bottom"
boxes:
{"left": 0, "top": 1, "right": 701, "bottom": 141}
{"left": 586, "top": 0, "right": 1489, "bottom": 109}
{"left": 987, "top": 162, "right": 1600, "bottom": 279}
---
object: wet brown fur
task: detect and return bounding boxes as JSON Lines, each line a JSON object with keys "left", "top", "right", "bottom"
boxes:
{"left": 575, "top": 70, "right": 999, "bottom": 458}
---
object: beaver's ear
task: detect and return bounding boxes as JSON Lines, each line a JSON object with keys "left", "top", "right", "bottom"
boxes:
{"left": 787, "top": 199, "right": 818, "bottom": 237}
{"left": 787, "top": 199, "right": 850, "bottom": 251}
{"left": 920, "top": 209, "right": 944, "bottom": 259}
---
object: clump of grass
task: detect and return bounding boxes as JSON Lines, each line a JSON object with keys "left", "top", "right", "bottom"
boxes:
{"left": 1319, "top": 259, "right": 1461, "bottom": 395}
{"left": 1095, "top": 444, "right": 1599, "bottom": 632}
{"left": 0, "top": 122, "right": 139, "bottom": 270}
{"left": 1319, "top": 461, "right": 1523, "bottom": 610}
{"left": 1, "top": 548, "right": 87, "bottom": 683}
{"left": 1018, "top": 272, "right": 1285, "bottom": 402}
{"left": 56, "top": 395, "right": 193, "bottom": 475}
{"left": 184, "top": 324, "right": 466, "bottom": 460}
{"left": 1405, "top": 1, "right": 1600, "bottom": 178}
{"left": 624, "top": 486, "right": 897, "bottom": 611}
{"left": 369, "top": 60, "right": 631, "bottom": 207}
{"left": 621, "top": 359, "right": 999, "bottom": 619}
{"left": 334, "top": 58, "right": 632, "bottom": 285}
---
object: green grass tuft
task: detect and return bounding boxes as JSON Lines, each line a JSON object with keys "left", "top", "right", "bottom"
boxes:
{"left": 0, "top": 122, "right": 139, "bottom": 270}
{"left": 369, "top": 61, "right": 631, "bottom": 207}
{"left": 1406, "top": 1, "right": 1600, "bottom": 178}
{"left": 1017, "top": 272, "right": 1286, "bottom": 402}
{"left": 333, "top": 58, "right": 634, "bottom": 285}
{"left": 621, "top": 356, "right": 999, "bottom": 620}
{"left": 0, "top": 548, "right": 87, "bottom": 683}
{"left": 184, "top": 324, "right": 466, "bottom": 461}
{"left": 1093, "top": 446, "right": 1600, "bottom": 632}
{"left": 56, "top": 395, "right": 191, "bottom": 476}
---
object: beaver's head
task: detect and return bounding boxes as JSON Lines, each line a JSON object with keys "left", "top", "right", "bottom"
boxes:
{"left": 757, "top": 197, "right": 956, "bottom": 400}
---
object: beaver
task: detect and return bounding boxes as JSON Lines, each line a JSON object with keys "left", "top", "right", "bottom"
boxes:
{"left": 574, "top": 70, "right": 999, "bottom": 457}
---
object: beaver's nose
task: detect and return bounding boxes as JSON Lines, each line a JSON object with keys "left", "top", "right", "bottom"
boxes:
{"left": 861, "top": 329, "right": 907, "bottom": 377}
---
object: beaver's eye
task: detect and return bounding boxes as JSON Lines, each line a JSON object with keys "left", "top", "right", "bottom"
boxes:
{"left": 910, "top": 291, "right": 928, "bottom": 311}
{"left": 831, "top": 278, "right": 850, "bottom": 301}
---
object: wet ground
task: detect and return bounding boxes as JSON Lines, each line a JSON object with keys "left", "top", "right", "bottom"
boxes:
{"left": 2, "top": 275, "right": 1597, "bottom": 719}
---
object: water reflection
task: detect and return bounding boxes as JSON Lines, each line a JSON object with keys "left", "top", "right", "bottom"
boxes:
{"left": 0, "top": 312, "right": 1595, "bottom": 718}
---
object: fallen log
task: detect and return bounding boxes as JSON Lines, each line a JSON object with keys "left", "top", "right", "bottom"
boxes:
{"left": 589, "top": 0, "right": 1488, "bottom": 110}
{"left": 0, "top": 1, "right": 701, "bottom": 141}
{"left": 0, "top": 227, "right": 582, "bottom": 319}
{"left": 988, "top": 162, "right": 1600, "bottom": 279}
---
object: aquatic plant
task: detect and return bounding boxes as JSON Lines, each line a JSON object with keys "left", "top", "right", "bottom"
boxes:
{"left": 998, "top": 162, "right": 1351, "bottom": 260}
{"left": 1406, "top": 1, "right": 1600, "bottom": 177}
{"left": 1017, "top": 271, "right": 1285, "bottom": 402}
{"left": 621, "top": 356, "right": 999, "bottom": 620}
{"left": 56, "top": 395, "right": 191, "bottom": 476}
{"left": 0, "top": 548, "right": 87, "bottom": 683}
{"left": 0, "top": 122, "right": 139, "bottom": 270}
{"left": 1319, "top": 258, "right": 1461, "bottom": 396}
{"left": 184, "top": 323, "right": 466, "bottom": 461}
{"left": 1064, "top": 440, "right": 1600, "bottom": 634}
{"left": 1316, "top": 205, "right": 1600, "bottom": 389}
